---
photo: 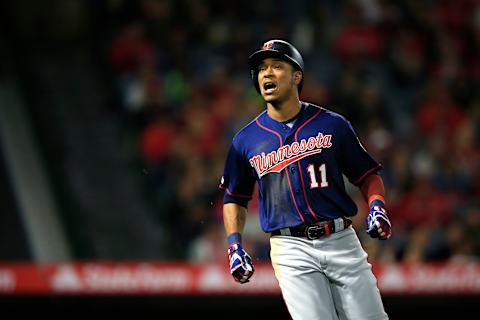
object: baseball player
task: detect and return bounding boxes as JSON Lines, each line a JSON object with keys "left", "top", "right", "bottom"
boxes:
{"left": 220, "top": 39, "right": 391, "bottom": 320}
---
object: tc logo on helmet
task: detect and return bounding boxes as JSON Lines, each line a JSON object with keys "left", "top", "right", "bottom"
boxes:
{"left": 262, "top": 41, "right": 274, "bottom": 50}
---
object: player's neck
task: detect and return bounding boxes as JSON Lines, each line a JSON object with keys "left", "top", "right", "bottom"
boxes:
{"left": 266, "top": 98, "right": 302, "bottom": 122}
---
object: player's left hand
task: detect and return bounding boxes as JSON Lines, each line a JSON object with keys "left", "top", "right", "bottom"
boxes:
{"left": 227, "top": 243, "right": 254, "bottom": 284}
{"left": 366, "top": 204, "right": 392, "bottom": 240}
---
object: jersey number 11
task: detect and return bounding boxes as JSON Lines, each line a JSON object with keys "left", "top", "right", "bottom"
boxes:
{"left": 307, "top": 163, "right": 329, "bottom": 189}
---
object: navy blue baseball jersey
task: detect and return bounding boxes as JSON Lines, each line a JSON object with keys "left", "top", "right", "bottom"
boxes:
{"left": 220, "top": 102, "right": 381, "bottom": 232}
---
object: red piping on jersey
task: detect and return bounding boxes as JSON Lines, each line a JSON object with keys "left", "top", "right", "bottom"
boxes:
{"left": 294, "top": 108, "right": 323, "bottom": 221}
{"left": 224, "top": 188, "right": 253, "bottom": 199}
{"left": 219, "top": 185, "right": 253, "bottom": 199}
{"left": 255, "top": 118, "right": 305, "bottom": 223}
{"left": 353, "top": 164, "right": 382, "bottom": 185}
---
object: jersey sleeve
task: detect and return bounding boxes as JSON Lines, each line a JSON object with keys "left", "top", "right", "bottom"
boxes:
{"left": 219, "top": 141, "right": 256, "bottom": 208}
{"left": 336, "top": 119, "right": 382, "bottom": 187}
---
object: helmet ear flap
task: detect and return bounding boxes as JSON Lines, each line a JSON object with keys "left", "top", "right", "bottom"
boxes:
{"left": 251, "top": 69, "right": 260, "bottom": 93}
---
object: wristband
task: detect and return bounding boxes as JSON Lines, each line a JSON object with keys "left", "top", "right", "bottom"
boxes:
{"left": 368, "top": 194, "right": 385, "bottom": 208}
{"left": 227, "top": 232, "right": 242, "bottom": 245}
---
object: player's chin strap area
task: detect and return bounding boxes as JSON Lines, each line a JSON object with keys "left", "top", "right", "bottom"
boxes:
{"left": 271, "top": 217, "right": 352, "bottom": 240}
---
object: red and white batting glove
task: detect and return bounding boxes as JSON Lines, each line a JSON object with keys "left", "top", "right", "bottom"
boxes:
{"left": 366, "top": 201, "right": 392, "bottom": 240}
{"left": 227, "top": 243, "right": 254, "bottom": 284}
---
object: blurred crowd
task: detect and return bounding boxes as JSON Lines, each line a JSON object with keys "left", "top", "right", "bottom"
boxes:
{"left": 105, "top": 0, "right": 480, "bottom": 263}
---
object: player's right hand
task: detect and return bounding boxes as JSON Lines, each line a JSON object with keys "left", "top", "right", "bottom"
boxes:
{"left": 227, "top": 243, "right": 254, "bottom": 284}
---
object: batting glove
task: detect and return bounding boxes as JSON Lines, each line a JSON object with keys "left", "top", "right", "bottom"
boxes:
{"left": 227, "top": 243, "right": 254, "bottom": 284}
{"left": 366, "top": 203, "right": 392, "bottom": 240}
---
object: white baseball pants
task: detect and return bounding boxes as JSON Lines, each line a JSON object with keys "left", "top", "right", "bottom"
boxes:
{"left": 270, "top": 226, "right": 388, "bottom": 320}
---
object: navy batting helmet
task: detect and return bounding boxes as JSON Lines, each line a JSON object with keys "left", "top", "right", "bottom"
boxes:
{"left": 249, "top": 39, "right": 305, "bottom": 94}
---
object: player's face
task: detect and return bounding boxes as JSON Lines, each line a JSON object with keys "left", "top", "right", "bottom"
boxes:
{"left": 257, "top": 58, "right": 301, "bottom": 104}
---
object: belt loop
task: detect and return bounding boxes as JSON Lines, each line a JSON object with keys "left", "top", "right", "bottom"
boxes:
{"left": 334, "top": 218, "right": 343, "bottom": 232}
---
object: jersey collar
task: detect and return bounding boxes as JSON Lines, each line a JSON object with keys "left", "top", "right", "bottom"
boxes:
{"left": 261, "top": 101, "right": 310, "bottom": 134}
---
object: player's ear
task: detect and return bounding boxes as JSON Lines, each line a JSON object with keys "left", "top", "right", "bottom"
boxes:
{"left": 293, "top": 71, "right": 302, "bottom": 85}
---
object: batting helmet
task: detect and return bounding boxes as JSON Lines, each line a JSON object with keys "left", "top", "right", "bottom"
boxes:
{"left": 249, "top": 39, "right": 305, "bottom": 94}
